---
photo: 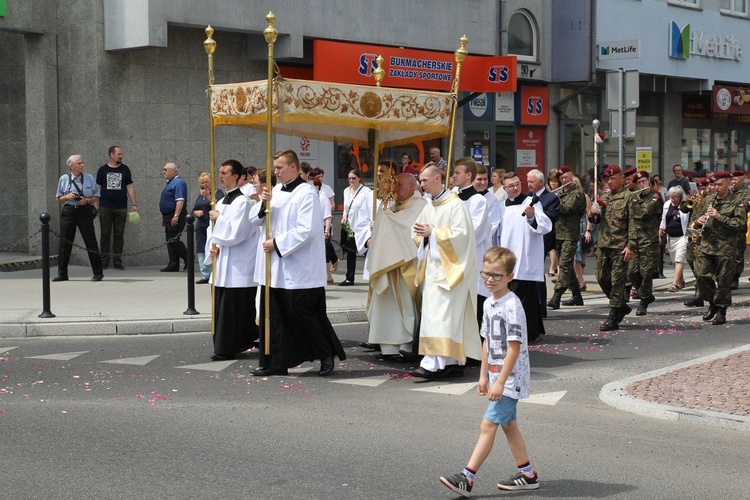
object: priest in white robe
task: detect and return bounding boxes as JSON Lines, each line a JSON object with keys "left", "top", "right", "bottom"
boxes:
{"left": 205, "top": 160, "right": 259, "bottom": 361}
{"left": 365, "top": 173, "right": 426, "bottom": 358}
{"left": 411, "top": 165, "right": 481, "bottom": 380}
{"left": 493, "top": 172, "right": 552, "bottom": 341}
{"left": 248, "top": 150, "right": 346, "bottom": 377}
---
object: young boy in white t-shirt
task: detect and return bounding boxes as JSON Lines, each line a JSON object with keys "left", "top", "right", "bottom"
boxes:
{"left": 439, "top": 247, "right": 538, "bottom": 497}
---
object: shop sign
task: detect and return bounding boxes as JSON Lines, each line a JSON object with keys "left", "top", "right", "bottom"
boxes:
{"left": 313, "top": 40, "right": 517, "bottom": 93}
{"left": 682, "top": 97, "right": 710, "bottom": 122}
{"left": 669, "top": 22, "right": 743, "bottom": 61}
{"left": 0, "top": 0, "right": 5, "bottom": 17}
{"left": 712, "top": 85, "right": 750, "bottom": 115}
{"left": 636, "top": 147, "right": 652, "bottom": 172}
{"left": 495, "top": 92, "right": 514, "bottom": 121}
{"left": 515, "top": 126, "right": 545, "bottom": 188}
{"left": 598, "top": 40, "right": 640, "bottom": 60}
{"left": 516, "top": 87, "right": 549, "bottom": 126}
{"left": 463, "top": 92, "right": 494, "bottom": 121}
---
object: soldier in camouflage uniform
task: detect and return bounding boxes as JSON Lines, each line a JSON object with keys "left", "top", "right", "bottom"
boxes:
{"left": 730, "top": 170, "right": 750, "bottom": 289}
{"left": 694, "top": 171, "right": 747, "bottom": 325}
{"left": 591, "top": 165, "right": 635, "bottom": 331}
{"left": 628, "top": 171, "right": 663, "bottom": 315}
{"left": 547, "top": 166, "right": 587, "bottom": 309}
{"left": 680, "top": 177, "right": 709, "bottom": 307}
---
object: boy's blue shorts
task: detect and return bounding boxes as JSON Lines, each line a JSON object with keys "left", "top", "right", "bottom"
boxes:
{"left": 484, "top": 396, "right": 518, "bottom": 426}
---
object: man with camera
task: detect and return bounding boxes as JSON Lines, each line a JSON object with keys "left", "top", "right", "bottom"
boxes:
{"left": 54, "top": 155, "right": 104, "bottom": 282}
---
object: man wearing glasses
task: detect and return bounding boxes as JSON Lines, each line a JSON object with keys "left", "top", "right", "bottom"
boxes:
{"left": 159, "top": 162, "right": 189, "bottom": 272}
{"left": 492, "top": 172, "right": 552, "bottom": 342}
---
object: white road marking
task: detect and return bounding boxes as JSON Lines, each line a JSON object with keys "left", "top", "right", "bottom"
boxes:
{"left": 0, "top": 346, "right": 19, "bottom": 354}
{"left": 412, "top": 382, "right": 477, "bottom": 395}
{"left": 330, "top": 375, "right": 392, "bottom": 387}
{"left": 520, "top": 390, "right": 567, "bottom": 406}
{"left": 288, "top": 366, "right": 315, "bottom": 375}
{"left": 100, "top": 355, "right": 160, "bottom": 366}
{"left": 179, "top": 360, "right": 238, "bottom": 372}
{"left": 26, "top": 351, "right": 89, "bottom": 361}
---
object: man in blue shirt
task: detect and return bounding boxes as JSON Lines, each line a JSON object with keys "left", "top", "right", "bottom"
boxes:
{"left": 159, "top": 162, "right": 188, "bottom": 272}
{"left": 54, "top": 155, "right": 104, "bottom": 282}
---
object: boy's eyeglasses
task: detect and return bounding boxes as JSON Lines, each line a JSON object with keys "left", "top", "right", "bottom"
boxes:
{"left": 480, "top": 271, "right": 507, "bottom": 281}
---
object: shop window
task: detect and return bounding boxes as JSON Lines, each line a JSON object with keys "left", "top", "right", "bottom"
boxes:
{"left": 561, "top": 88, "right": 599, "bottom": 120}
{"left": 508, "top": 11, "right": 537, "bottom": 62}
{"left": 721, "top": 0, "right": 749, "bottom": 16}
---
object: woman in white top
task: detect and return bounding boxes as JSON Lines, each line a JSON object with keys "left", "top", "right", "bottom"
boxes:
{"left": 659, "top": 186, "right": 689, "bottom": 292}
{"left": 491, "top": 167, "right": 507, "bottom": 203}
{"left": 340, "top": 169, "right": 371, "bottom": 286}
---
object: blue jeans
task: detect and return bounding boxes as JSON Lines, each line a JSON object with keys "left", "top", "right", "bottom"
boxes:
{"left": 196, "top": 252, "right": 211, "bottom": 278}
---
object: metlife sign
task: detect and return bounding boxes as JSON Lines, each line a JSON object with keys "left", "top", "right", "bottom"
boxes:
{"left": 598, "top": 40, "right": 640, "bottom": 60}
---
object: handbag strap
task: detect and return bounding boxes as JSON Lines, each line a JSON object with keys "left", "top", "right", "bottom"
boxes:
{"left": 345, "top": 185, "right": 363, "bottom": 216}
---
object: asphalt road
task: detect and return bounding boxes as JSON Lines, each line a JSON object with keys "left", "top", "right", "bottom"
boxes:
{"left": 2, "top": 300, "right": 750, "bottom": 500}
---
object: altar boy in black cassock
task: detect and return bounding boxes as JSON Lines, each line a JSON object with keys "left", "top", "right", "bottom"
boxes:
{"left": 206, "top": 159, "right": 259, "bottom": 361}
{"left": 249, "top": 150, "right": 345, "bottom": 377}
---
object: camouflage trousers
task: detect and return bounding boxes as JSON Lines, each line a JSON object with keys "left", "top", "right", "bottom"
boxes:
{"left": 596, "top": 247, "right": 628, "bottom": 308}
{"left": 554, "top": 238, "right": 578, "bottom": 291}
{"left": 695, "top": 251, "right": 734, "bottom": 307}
{"left": 686, "top": 237, "right": 696, "bottom": 273}
{"left": 629, "top": 244, "right": 659, "bottom": 300}
{"left": 733, "top": 233, "right": 746, "bottom": 281}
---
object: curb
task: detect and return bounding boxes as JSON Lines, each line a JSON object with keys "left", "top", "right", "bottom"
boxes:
{"left": 0, "top": 308, "right": 368, "bottom": 339}
{"left": 599, "top": 344, "right": 750, "bottom": 432}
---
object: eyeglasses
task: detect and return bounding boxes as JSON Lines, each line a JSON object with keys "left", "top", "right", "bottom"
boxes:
{"left": 348, "top": 177, "right": 358, "bottom": 180}
{"left": 503, "top": 182, "right": 521, "bottom": 189}
{"left": 480, "top": 271, "right": 507, "bottom": 281}
{"left": 163, "top": 168, "right": 173, "bottom": 172}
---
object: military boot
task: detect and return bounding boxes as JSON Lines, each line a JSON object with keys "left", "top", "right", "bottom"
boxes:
{"left": 546, "top": 289, "right": 565, "bottom": 310}
{"left": 615, "top": 303, "right": 632, "bottom": 323}
{"left": 683, "top": 289, "right": 704, "bottom": 308}
{"left": 712, "top": 307, "right": 727, "bottom": 325}
{"left": 702, "top": 303, "right": 719, "bottom": 321}
{"left": 562, "top": 285, "right": 584, "bottom": 306}
{"left": 636, "top": 296, "right": 655, "bottom": 316}
{"left": 600, "top": 308, "right": 620, "bottom": 331}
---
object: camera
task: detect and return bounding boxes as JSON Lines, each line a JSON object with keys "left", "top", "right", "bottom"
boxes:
{"left": 73, "top": 194, "right": 83, "bottom": 201}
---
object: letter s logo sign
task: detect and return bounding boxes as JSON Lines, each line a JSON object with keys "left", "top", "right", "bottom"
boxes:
{"left": 358, "top": 53, "right": 378, "bottom": 78}
{"left": 487, "top": 65, "right": 509, "bottom": 83}
{"left": 527, "top": 97, "right": 543, "bottom": 116}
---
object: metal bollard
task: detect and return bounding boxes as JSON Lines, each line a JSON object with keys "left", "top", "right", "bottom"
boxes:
{"left": 38, "top": 213, "right": 56, "bottom": 318}
{"left": 184, "top": 214, "right": 199, "bottom": 315}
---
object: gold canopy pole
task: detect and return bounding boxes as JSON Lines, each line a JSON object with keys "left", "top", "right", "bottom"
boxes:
{"left": 371, "top": 55, "right": 384, "bottom": 218}
{"left": 445, "top": 35, "right": 468, "bottom": 190}
{"left": 263, "top": 12, "right": 278, "bottom": 355}
{"left": 203, "top": 26, "right": 217, "bottom": 336}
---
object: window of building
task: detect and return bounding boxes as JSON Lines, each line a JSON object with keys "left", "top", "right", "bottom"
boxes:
{"left": 668, "top": 0, "right": 700, "bottom": 8}
{"left": 508, "top": 11, "right": 537, "bottom": 62}
{"left": 721, "top": 0, "right": 749, "bottom": 16}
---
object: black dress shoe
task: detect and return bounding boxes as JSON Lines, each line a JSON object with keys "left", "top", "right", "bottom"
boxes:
{"left": 52, "top": 276, "right": 68, "bottom": 282}
{"left": 338, "top": 279, "right": 354, "bottom": 286}
{"left": 160, "top": 266, "right": 179, "bottom": 272}
{"left": 252, "top": 367, "right": 289, "bottom": 377}
{"left": 319, "top": 356, "right": 335, "bottom": 376}
{"left": 358, "top": 342, "right": 380, "bottom": 351}
{"left": 399, "top": 349, "right": 422, "bottom": 362}
{"left": 195, "top": 277, "right": 210, "bottom": 284}
{"left": 91, "top": 275, "right": 103, "bottom": 282}
{"left": 210, "top": 354, "right": 235, "bottom": 361}
{"left": 410, "top": 367, "right": 436, "bottom": 379}
{"left": 376, "top": 353, "right": 400, "bottom": 361}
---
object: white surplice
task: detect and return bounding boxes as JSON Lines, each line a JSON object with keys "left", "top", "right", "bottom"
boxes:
{"left": 496, "top": 198, "right": 552, "bottom": 282}
{"left": 249, "top": 179, "right": 326, "bottom": 289}
{"left": 205, "top": 188, "right": 258, "bottom": 288}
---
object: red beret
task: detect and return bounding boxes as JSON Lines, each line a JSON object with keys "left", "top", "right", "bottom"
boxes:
{"left": 731, "top": 170, "right": 745, "bottom": 177}
{"left": 558, "top": 165, "right": 572, "bottom": 175}
{"left": 602, "top": 165, "right": 622, "bottom": 178}
{"left": 713, "top": 171, "right": 731, "bottom": 180}
{"left": 707, "top": 174, "right": 717, "bottom": 183}
{"left": 623, "top": 167, "right": 637, "bottom": 177}
{"left": 696, "top": 177, "right": 708, "bottom": 187}
{"left": 634, "top": 171, "right": 650, "bottom": 181}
